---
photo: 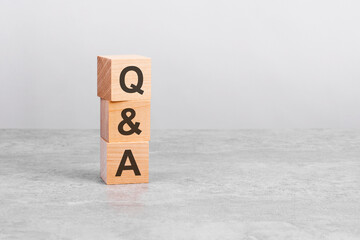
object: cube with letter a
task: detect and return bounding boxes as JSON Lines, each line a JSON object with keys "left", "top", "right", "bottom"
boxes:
{"left": 97, "top": 55, "right": 151, "bottom": 101}
{"left": 100, "top": 139, "right": 149, "bottom": 184}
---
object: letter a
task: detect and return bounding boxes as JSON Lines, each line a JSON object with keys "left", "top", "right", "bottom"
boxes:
{"left": 115, "top": 150, "right": 141, "bottom": 176}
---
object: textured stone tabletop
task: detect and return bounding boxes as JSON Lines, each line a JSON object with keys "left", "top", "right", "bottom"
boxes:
{"left": 0, "top": 129, "right": 359, "bottom": 239}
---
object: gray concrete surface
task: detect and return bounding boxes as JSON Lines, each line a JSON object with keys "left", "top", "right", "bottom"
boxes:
{"left": 0, "top": 129, "right": 359, "bottom": 239}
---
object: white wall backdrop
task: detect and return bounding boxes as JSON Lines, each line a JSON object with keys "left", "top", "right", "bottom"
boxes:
{"left": 1, "top": 0, "right": 360, "bottom": 129}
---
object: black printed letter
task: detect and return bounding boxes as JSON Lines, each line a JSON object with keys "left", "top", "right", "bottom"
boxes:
{"left": 115, "top": 150, "right": 141, "bottom": 176}
{"left": 119, "top": 66, "right": 144, "bottom": 94}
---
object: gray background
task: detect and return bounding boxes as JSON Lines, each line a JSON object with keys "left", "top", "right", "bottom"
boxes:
{"left": 1, "top": 0, "right": 360, "bottom": 129}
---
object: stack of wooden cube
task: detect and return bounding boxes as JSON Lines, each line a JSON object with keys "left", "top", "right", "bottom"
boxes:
{"left": 97, "top": 55, "right": 151, "bottom": 184}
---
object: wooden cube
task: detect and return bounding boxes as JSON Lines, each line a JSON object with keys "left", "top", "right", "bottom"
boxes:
{"left": 100, "top": 138, "right": 149, "bottom": 184}
{"left": 100, "top": 99, "right": 151, "bottom": 142}
{"left": 97, "top": 55, "right": 151, "bottom": 101}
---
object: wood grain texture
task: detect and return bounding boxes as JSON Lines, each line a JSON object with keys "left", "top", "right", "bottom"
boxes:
{"left": 100, "top": 99, "right": 151, "bottom": 142}
{"left": 97, "top": 55, "right": 151, "bottom": 101}
{"left": 100, "top": 137, "right": 107, "bottom": 183}
{"left": 100, "top": 98, "right": 109, "bottom": 141}
{"left": 100, "top": 138, "right": 149, "bottom": 184}
{"left": 97, "top": 57, "right": 111, "bottom": 100}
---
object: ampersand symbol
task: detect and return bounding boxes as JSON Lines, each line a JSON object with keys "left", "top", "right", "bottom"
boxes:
{"left": 119, "top": 66, "right": 144, "bottom": 94}
{"left": 118, "top": 108, "right": 142, "bottom": 135}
